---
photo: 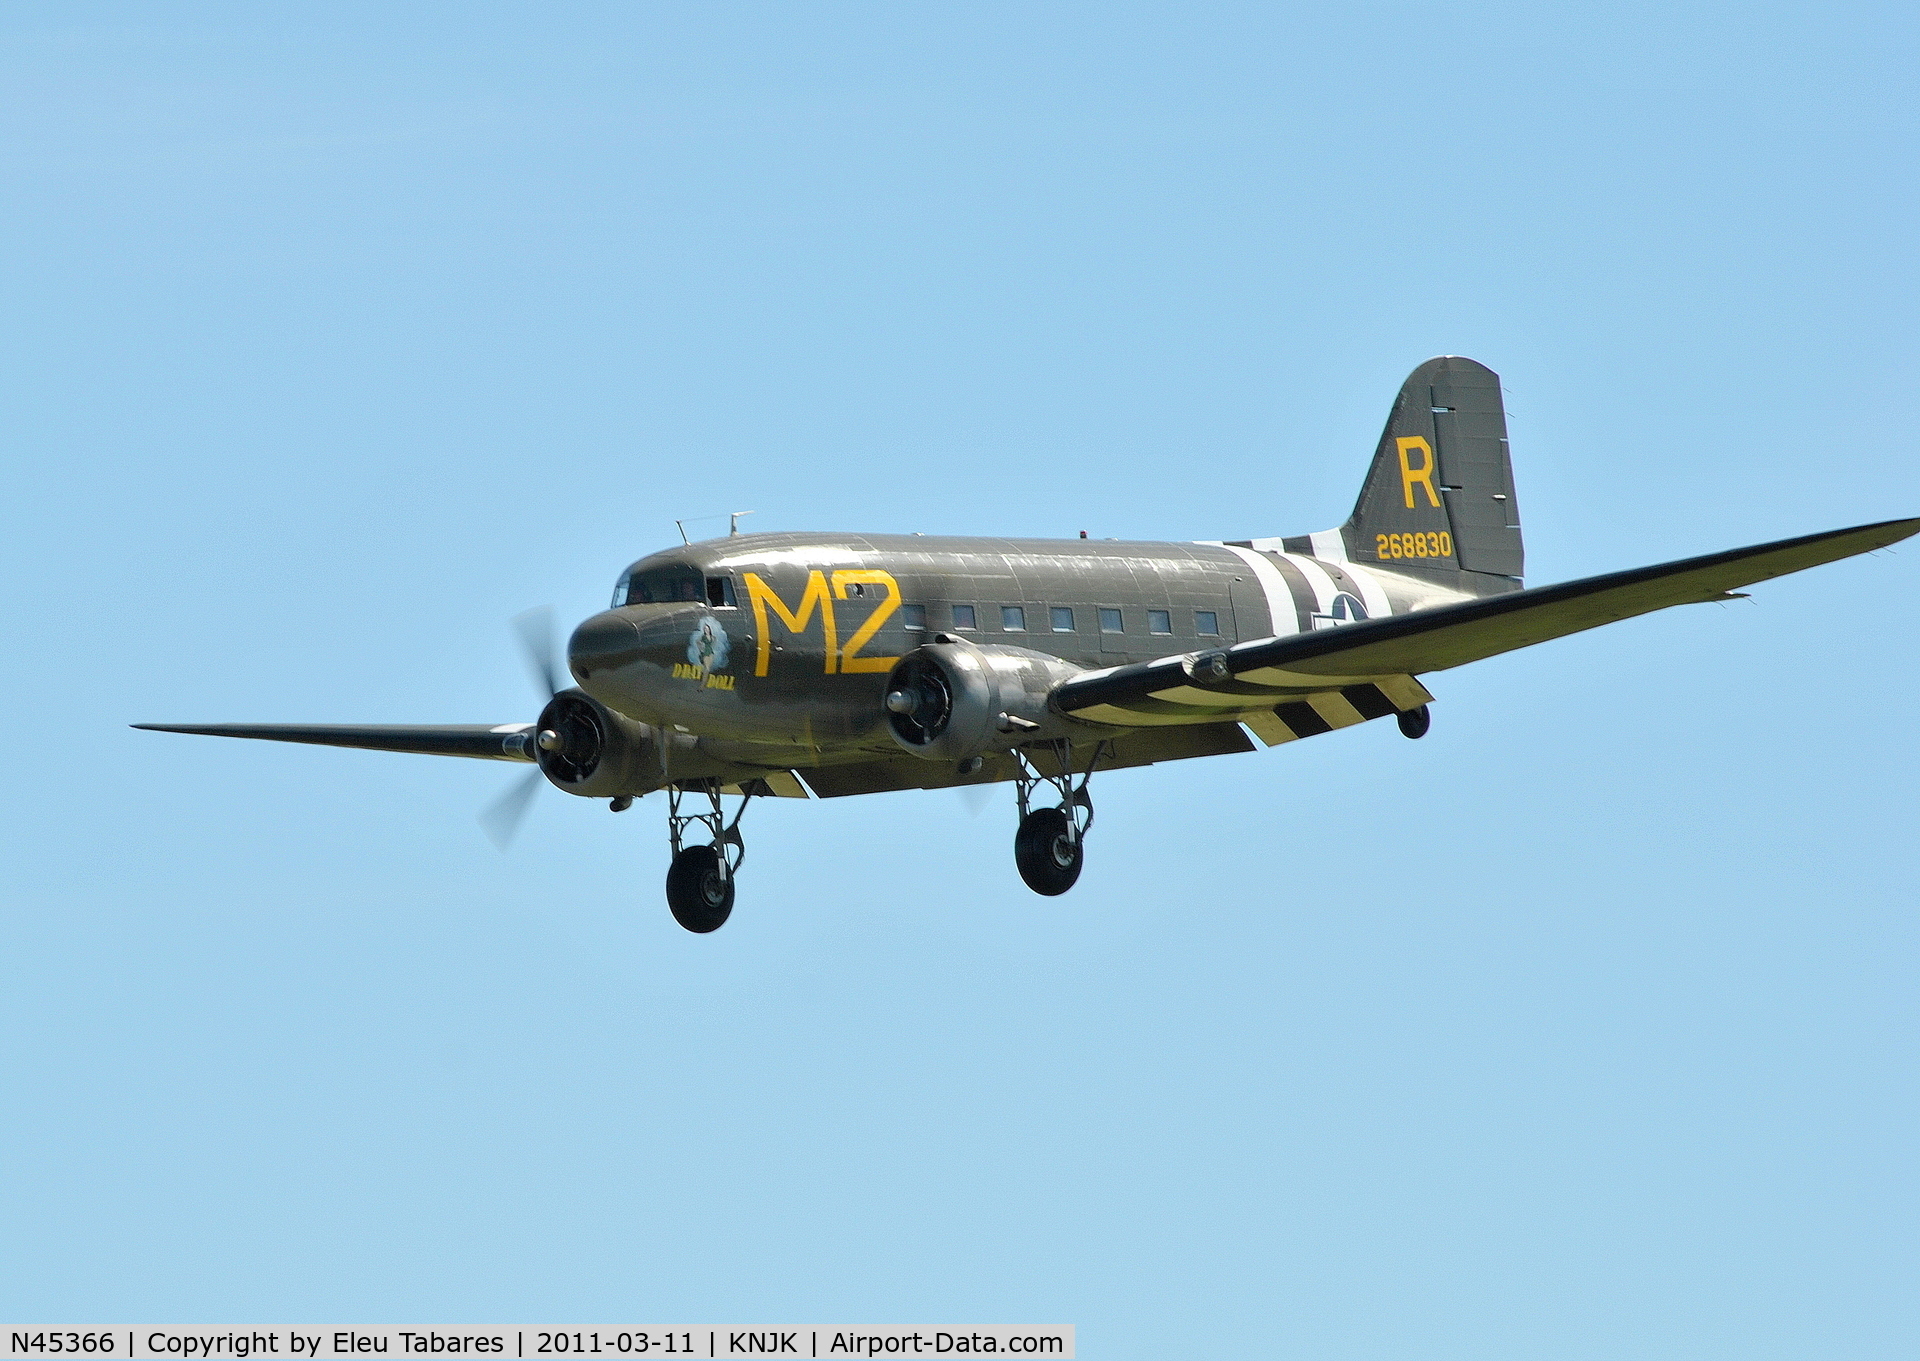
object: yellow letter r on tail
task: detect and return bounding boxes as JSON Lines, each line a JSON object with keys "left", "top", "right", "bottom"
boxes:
{"left": 1396, "top": 436, "right": 1442, "bottom": 509}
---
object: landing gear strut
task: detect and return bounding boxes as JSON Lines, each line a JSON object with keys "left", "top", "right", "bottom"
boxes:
{"left": 664, "top": 781, "right": 755, "bottom": 933}
{"left": 1012, "top": 740, "right": 1107, "bottom": 896}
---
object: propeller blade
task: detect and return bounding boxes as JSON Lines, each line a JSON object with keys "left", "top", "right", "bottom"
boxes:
{"left": 511, "top": 605, "right": 560, "bottom": 698}
{"left": 480, "top": 767, "right": 544, "bottom": 850}
{"left": 960, "top": 782, "right": 995, "bottom": 818}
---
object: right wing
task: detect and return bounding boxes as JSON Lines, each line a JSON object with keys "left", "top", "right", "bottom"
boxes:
{"left": 132, "top": 721, "right": 818, "bottom": 798}
{"left": 132, "top": 722, "right": 537, "bottom": 761}
{"left": 1054, "top": 517, "right": 1919, "bottom": 738}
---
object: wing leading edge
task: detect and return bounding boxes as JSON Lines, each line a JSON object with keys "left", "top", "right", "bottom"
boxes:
{"left": 1054, "top": 517, "right": 1920, "bottom": 728}
{"left": 130, "top": 721, "right": 817, "bottom": 798}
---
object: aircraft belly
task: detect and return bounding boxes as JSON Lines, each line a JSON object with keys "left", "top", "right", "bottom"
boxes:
{"left": 795, "top": 723, "right": 1257, "bottom": 797}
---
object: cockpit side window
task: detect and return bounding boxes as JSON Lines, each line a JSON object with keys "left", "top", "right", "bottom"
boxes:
{"left": 613, "top": 565, "right": 704, "bottom": 606}
{"left": 706, "top": 576, "right": 737, "bottom": 608}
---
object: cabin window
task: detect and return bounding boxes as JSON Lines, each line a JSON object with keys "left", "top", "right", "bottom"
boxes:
{"left": 1051, "top": 606, "right": 1075, "bottom": 632}
{"left": 951, "top": 604, "right": 977, "bottom": 630}
{"left": 1148, "top": 609, "right": 1171, "bottom": 635}
{"left": 901, "top": 604, "right": 927, "bottom": 630}
{"left": 1001, "top": 606, "right": 1027, "bottom": 631}
{"left": 1099, "top": 608, "right": 1123, "bottom": 633}
{"left": 706, "top": 576, "right": 737, "bottom": 608}
{"left": 1195, "top": 610, "right": 1220, "bottom": 635}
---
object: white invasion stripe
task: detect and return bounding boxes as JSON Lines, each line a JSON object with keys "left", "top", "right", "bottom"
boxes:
{"left": 1308, "top": 692, "right": 1367, "bottom": 727}
{"left": 1308, "top": 529, "right": 1348, "bottom": 562}
{"left": 1215, "top": 543, "right": 1296, "bottom": 637}
{"left": 1077, "top": 703, "right": 1224, "bottom": 727}
{"left": 1241, "top": 713, "right": 1293, "bottom": 747}
{"left": 1336, "top": 561, "right": 1393, "bottom": 621}
{"left": 1143, "top": 683, "right": 1275, "bottom": 707}
{"left": 1237, "top": 665, "right": 1378, "bottom": 688}
{"left": 1277, "top": 552, "right": 1340, "bottom": 615}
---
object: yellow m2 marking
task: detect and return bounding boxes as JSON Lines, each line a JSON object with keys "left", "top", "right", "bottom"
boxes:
{"left": 1396, "top": 436, "right": 1442, "bottom": 509}
{"left": 831, "top": 570, "right": 902, "bottom": 673}
{"left": 742, "top": 568, "right": 903, "bottom": 677}
{"left": 745, "top": 570, "right": 839, "bottom": 676}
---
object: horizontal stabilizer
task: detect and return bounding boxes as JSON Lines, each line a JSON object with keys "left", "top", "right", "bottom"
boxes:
{"left": 133, "top": 722, "right": 536, "bottom": 762}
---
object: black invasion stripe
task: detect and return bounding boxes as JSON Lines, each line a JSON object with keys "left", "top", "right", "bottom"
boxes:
{"left": 1266, "top": 553, "right": 1316, "bottom": 634}
{"left": 1341, "top": 684, "right": 1397, "bottom": 721}
{"left": 1274, "top": 701, "right": 1333, "bottom": 737}
{"left": 1281, "top": 536, "right": 1314, "bottom": 554}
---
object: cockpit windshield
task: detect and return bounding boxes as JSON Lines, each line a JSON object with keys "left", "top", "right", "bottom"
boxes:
{"left": 611, "top": 564, "right": 704, "bottom": 607}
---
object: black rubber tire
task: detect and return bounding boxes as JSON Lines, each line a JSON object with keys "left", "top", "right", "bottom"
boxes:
{"left": 1014, "top": 807, "right": 1083, "bottom": 896}
{"left": 665, "top": 845, "right": 735, "bottom": 933}
{"left": 1397, "top": 704, "right": 1431, "bottom": 740}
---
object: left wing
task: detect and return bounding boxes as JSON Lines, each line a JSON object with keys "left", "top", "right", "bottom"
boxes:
{"left": 1054, "top": 517, "right": 1919, "bottom": 739}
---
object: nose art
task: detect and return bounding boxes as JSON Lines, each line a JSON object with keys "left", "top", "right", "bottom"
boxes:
{"left": 568, "top": 611, "right": 643, "bottom": 683}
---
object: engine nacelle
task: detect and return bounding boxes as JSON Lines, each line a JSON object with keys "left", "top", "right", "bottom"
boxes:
{"left": 883, "top": 639, "right": 1089, "bottom": 761}
{"left": 533, "top": 689, "right": 661, "bottom": 797}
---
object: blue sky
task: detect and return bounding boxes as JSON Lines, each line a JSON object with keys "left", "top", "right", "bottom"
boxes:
{"left": 3, "top": 4, "right": 1916, "bottom": 1356}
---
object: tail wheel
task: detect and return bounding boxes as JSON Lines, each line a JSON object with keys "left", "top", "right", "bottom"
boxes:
{"left": 1014, "top": 807, "right": 1084, "bottom": 896}
{"left": 665, "top": 845, "right": 734, "bottom": 932}
{"left": 1397, "top": 705, "right": 1431, "bottom": 739}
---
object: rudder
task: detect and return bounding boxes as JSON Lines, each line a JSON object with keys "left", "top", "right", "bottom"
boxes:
{"left": 1341, "top": 356, "right": 1523, "bottom": 587}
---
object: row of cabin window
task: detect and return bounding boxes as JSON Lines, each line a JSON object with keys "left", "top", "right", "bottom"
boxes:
{"left": 630, "top": 576, "right": 1221, "bottom": 637}
{"left": 898, "top": 603, "right": 1218, "bottom": 636}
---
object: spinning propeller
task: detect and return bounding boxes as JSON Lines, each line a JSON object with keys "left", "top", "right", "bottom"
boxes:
{"left": 479, "top": 606, "right": 559, "bottom": 850}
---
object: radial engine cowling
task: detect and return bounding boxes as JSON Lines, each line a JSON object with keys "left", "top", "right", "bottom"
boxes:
{"left": 534, "top": 689, "right": 659, "bottom": 797}
{"left": 883, "top": 639, "right": 1088, "bottom": 761}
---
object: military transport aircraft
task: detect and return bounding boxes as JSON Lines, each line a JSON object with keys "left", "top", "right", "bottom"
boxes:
{"left": 139, "top": 357, "right": 1917, "bottom": 932}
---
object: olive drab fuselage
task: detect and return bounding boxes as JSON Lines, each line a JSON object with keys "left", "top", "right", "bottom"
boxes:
{"left": 566, "top": 530, "right": 1477, "bottom": 761}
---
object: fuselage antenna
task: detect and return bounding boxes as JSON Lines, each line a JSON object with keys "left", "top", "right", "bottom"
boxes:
{"left": 672, "top": 510, "right": 753, "bottom": 544}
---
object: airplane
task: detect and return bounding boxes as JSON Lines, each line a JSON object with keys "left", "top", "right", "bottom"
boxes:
{"left": 138, "top": 357, "right": 1918, "bottom": 933}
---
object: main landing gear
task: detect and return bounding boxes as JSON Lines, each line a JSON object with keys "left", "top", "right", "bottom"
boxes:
{"left": 1012, "top": 740, "right": 1107, "bottom": 896}
{"left": 663, "top": 781, "right": 756, "bottom": 933}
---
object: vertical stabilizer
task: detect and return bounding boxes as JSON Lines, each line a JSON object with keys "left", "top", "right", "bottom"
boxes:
{"left": 1340, "top": 356, "right": 1523, "bottom": 588}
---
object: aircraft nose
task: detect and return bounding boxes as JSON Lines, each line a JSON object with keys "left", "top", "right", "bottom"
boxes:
{"left": 568, "top": 610, "right": 644, "bottom": 684}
